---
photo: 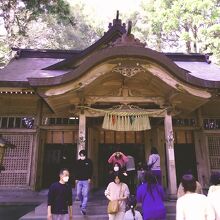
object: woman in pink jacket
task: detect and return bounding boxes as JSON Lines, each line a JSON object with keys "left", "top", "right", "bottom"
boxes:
{"left": 108, "top": 151, "right": 128, "bottom": 170}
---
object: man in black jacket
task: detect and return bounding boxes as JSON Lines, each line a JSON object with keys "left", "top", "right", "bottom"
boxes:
{"left": 47, "top": 168, "right": 72, "bottom": 220}
{"left": 75, "top": 150, "right": 93, "bottom": 215}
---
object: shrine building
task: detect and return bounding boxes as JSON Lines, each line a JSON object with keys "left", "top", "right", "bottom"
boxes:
{"left": 1, "top": 16, "right": 220, "bottom": 198}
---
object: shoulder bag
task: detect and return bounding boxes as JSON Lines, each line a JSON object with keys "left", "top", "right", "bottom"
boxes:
{"left": 107, "top": 184, "right": 123, "bottom": 214}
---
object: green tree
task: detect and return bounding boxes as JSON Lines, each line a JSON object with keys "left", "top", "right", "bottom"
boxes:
{"left": 135, "top": 0, "right": 220, "bottom": 63}
{"left": 165, "top": 0, "right": 220, "bottom": 53}
{"left": 0, "top": 0, "right": 100, "bottom": 67}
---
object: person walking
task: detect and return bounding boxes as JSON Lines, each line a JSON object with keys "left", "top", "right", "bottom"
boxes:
{"left": 207, "top": 172, "right": 220, "bottom": 220}
{"left": 108, "top": 162, "right": 128, "bottom": 185}
{"left": 110, "top": 162, "right": 122, "bottom": 175}
{"left": 177, "top": 171, "right": 203, "bottom": 198}
{"left": 105, "top": 172, "right": 130, "bottom": 220}
{"left": 47, "top": 168, "right": 72, "bottom": 220}
{"left": 176, "top": 174, "right": 215, "bottom": 220}
{"left": 75, "top": 149, "right": 93, "bottom": 215}
{"left": 136, "top": 171, "right": 166, "bottom": 220}
{"left": 124, "top": 196, "right": 143, "bottom": 220}
{"left": 147, "top": 147, "right": 161, "bottom": 184}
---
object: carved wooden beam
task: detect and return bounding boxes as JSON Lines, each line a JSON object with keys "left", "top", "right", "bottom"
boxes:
{"left": 145, "top": 64, "right": 211, "bottom": 99}
{"left": 84, "top": 96, "right": 165, "bottom": 105}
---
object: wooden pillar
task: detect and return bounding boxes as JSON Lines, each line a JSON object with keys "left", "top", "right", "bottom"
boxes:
{"left": 78, "top": 113, "right": 86, "bottom": 156}
{"left": 196, "top": 108, "right": 203, "bottom": 128}
{"left": 88, "top": 127, "right": 99, "bottom": 188}
{"left": 164, "top": 112, "right": 177, "bottom": 198}
{"left": 30, "top": 99, "right": 43, "bottom": 190}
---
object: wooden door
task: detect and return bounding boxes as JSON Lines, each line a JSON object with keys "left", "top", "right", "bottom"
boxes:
{"left": 174, "top": 143, "right": 198, "bottom": 185}
{"left": 42, "top": 144, "right": 77, "bottom": 188}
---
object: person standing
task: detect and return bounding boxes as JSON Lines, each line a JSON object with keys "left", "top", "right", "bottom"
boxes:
{"left": 147, "top": 147, "right": 161, "bottom": 184}
{"left": 105, "top": 172, "right": 130, "bottom": 220}
{"left": 47, "top": 168, "right": 72, "bottom": 220}
{"left": 75, "top": 150, "right": 93, "bottom": 215}
{"left": 207, "top": 172, "right": 220, "bottom": 220}
{"left": 176, "top": 174, "right": 215, "bottom": 220}
{"left": 136, "top": 171, "right": 166, "bottom": 220}
{"left": 108, "top": 151, "right": 128, "bottom": 171}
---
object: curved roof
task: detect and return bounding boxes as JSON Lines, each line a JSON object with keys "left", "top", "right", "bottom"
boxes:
{"left": 28, "top": 46, "right": 220, "bottom": 89}
{"left": 1, "top": 17, "right": 220, "bottom": 89}
{"left": 175, "top": 61, "right": 220, "bottom": 81}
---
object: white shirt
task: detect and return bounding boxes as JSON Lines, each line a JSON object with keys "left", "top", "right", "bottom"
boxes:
{"left": 148, "top": 154, "right": 160, "bottom": 170}
{"left": 176, "top": 193, "right": 215, "bottom": 220}
{"left": 207, "top": 185, "right": 220, "bottom": 220}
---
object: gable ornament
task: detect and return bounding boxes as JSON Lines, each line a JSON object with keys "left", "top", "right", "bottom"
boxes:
{"left": 112, "top": 62, "right": 146, "bottom": 78}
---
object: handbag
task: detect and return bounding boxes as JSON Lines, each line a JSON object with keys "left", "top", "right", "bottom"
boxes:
{"left": 107, "top": 183, "right": 123, "bottom": 214}
{"left": 107, "top": 200, "right": 119, "bottom": 214}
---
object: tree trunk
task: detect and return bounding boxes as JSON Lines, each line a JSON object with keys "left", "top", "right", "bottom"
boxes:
{"left": 1, "top": 0, "right": 17, "bottom": 46}
{"left": 156, "top": 32, "right": 163, "bottom": 52}
{"left": 192, "top": 25, "right": 198, "bottom": 53}
{"left": 184, "top": 24, "right": 191, "bottom": 53}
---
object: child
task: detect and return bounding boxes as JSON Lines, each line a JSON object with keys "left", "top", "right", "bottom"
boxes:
{"left": 47, "top": 168, "right": 73, "bottom": 220}
{"left": 124, "top": 196, "right": 143, "bottom": 220}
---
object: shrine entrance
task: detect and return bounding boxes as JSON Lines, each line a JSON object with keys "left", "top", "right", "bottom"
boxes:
{"left": 98, "top": 143, "right": 145, "bottom": 186}
{"left": 174, "top": 143, "right": 197, "bottom": 185}
{"left": 97, "top": 129, "right": 146, "bottom": 186}
{"left": 42, "top": 143, "right": 77, "bottom": 188}
{"left": 173, "top": 130, "right": 197, "bottom": 185}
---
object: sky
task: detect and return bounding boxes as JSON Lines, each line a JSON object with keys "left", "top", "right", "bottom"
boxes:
{"left": 0, "top": 0, "right": 142, "bottom": 36}
{"left": 68, "top": 0, "right": 141, "bottom": 24}
{"left": 80, "top": 0, "right": 141, "bottom": 16}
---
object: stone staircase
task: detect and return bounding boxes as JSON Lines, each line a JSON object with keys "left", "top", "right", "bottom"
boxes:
{"left": 20, "top": 190, "right": 176, "bottom": 220}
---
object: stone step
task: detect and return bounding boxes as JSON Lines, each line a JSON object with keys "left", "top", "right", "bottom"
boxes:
{"left": 20, "top": 200, "right": 176, "bottom": 220}
{"left": 164, "top": 201, "right": 176, "bottom": 213}
{"left": 33, "top": 200, "right": 176, "bottom": 214}
{"left": 20, "top": 213, "right": 175, "bottom": 220}
{"left": 20, "top": 212, "right": 109, "bottom": 220}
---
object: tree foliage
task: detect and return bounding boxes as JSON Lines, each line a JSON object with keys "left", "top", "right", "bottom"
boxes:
{"left": 1, "top": 0, "right": 220, "bottom": 66}
{"left": 0, "top": 0, "right": 101, "bottom": 67}
{"left": 132, "top": 0, "right": 220, "bottom": 62}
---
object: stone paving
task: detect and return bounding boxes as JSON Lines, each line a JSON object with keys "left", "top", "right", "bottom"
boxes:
{"left": 0, "top": 189, "right": 46, "bottom": 220}
{"left": 0, "top": 189, "right": 47, "bottom": 206}
{"left": 0, "top": 188, "right": 176, "bottom": 220}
